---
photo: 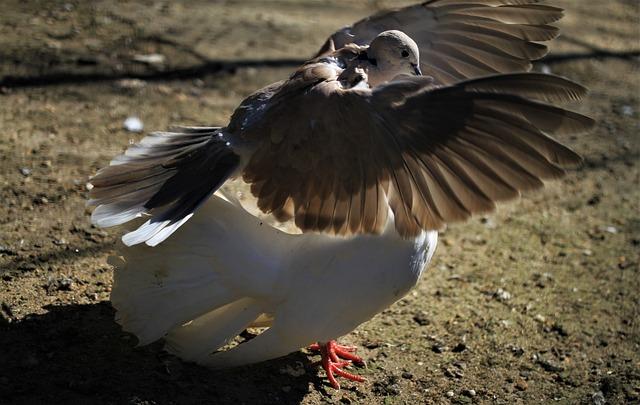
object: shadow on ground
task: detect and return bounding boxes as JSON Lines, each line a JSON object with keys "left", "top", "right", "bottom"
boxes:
{"left": 0, "top": 303, "right": 318, "bottom": 405}
{"left": 1, "top": 50, "right": 638, "bottom": 89}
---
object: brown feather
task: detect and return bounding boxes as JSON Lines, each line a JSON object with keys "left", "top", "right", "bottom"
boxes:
{"left": 318, "top": 0, "right": 563, "bottom": 85}
{"left": 239, "top": 56, "right": 591, "bottom": 237}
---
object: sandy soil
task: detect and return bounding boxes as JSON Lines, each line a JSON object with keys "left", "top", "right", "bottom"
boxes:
{"left": 0, "top": 1, "right": 638, "bottom": 404}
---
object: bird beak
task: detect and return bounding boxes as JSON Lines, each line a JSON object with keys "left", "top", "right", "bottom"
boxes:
{"left": 412, "top": 63, "right": 422, "bottom": 76}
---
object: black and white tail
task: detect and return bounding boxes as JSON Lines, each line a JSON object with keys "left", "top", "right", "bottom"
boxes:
{"left": 88, "top": 127, "right": 240, "bottom": 246}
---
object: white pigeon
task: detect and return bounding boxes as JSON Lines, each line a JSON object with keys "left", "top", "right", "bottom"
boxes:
{"left": 89, "top": 1, "right": 594, "bottom": 388}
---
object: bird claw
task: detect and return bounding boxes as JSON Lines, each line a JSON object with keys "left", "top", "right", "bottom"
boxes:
{"left": 309, "top": 340, "right": 366, "bottom": 389}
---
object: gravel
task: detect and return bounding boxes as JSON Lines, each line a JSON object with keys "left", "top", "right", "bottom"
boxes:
{"left": 591, "top": 391, "right": 606, "bottom": 405}
{"left": 412, "top": 311, "right": 430, "bottom": 326}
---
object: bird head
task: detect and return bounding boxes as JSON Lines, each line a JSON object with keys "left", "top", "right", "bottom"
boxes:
{"left": 366, "top": 30, "right": 421, "bottom": 86}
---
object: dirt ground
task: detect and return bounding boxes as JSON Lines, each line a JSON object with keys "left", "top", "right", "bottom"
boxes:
{"left": 0, "top": 1, "right": 638, "bottom": 404}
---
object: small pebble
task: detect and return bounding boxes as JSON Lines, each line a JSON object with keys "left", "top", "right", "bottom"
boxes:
{"left": 453, "top": 361, "right": 466, "bottom": 370}
{"left": 551, "top": 323, "right": 569, "bottom": 337}
{"left": 494, "top": 288, "right": 512, "bottom": 302}
{"left": 87, "top": 292, "right": 99, "bottom": 301}
{"left": 401, "top": 371, "right": 413, "bottom": 380}
{"left": 58, "top": 277, "right": 74, "bottom": 291}
{"left": 363, "top": 340, "right": 381, "bottom": 349}
{"left": 413, "top": 311, "right": 430, "bottom": 326}
{"left": 19, "top": 167, "right": 32, "bottom": 176}
{"left": 115, "top": 78, "right": 147, "bottom": 90}
{"left": 618, "top": 256, "right": 632, "bottom": 270}
{"left": 123, "top": 116, "right": 144, "bottom": 133}
{"left": 446, "top": 390, "right": 454, "bottom": 397}
{"left": 373, "top": 376, "right": 402, "bottom": 396}
{"left": 537, "top": 358, "right": 564, "bottom": 372}
{"left": 509, "top": 345, "right": 525, "bottom": 357}
{"left": 462, "top": 389, "right": 476, "bottom": 397}
{"left": 444, "top": 367, "right": 464, "bottom": 379}
{"left": 45, "top": 276, "right": 74, "bottom": 292}
{"left": 620, "top": 105, "right": 634, "bottom": 116}
{"left": 133, "top": 53, "right": 166, "bottom": 66}
{"left": 480, "top": 216, "right": 496, "bottom": 229}
{"left": 515, "top": 377, "right": 528, "bottom": 391}
{"left": 431, "top": 343, "right": 448, "bottom": 353}
{"left": 591, "top": 391, "right": 606, "bottom": 405}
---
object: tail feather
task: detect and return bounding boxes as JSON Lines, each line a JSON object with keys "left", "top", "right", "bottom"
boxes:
{"left": 109, "top": 195, "right": 288, "bottom": 351}
{"left": 110, "top": 248, "right": 239, "bottom": 345}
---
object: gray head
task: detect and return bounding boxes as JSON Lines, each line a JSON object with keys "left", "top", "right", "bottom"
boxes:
{"left": 366, "top": 30, "right": 421, "bottom": 86}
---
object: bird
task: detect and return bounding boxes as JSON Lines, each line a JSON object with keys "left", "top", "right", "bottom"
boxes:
{"left": 89, "top": 0, "right": 594, "bottom": 389}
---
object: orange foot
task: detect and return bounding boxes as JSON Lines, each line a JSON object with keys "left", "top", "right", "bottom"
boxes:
{"left": 309, "top": 341, "right": 366, "bottom": 389}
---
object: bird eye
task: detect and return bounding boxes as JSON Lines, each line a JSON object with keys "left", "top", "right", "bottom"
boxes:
{"left": 401, "top": 50, "right": 409, "bottom": 58}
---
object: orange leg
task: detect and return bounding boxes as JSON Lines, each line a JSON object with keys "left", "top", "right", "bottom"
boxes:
{"left": 309, "top": 340, "right": 366, "bottom": 389}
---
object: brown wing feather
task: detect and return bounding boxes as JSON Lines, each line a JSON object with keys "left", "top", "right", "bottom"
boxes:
{"left": 240, "top": 69, "right": 593, "bottom": 238}
{"left": 317, "top": 0, "right": 562, "bottom": 85}
{"left": 89, "top": 127, "right": 240, "bottom": 246}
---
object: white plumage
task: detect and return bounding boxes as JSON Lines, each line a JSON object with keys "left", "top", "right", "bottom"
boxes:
{"left": 110, "top": 193, "right": 437, "bottom": 368}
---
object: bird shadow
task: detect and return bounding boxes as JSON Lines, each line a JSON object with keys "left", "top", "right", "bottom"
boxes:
{"left": 0, "top": 303, "right": 321, "bottom": 405}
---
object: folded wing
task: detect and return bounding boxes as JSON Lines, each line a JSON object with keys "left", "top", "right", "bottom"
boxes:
{"left": 317, "top": 0, "right": 562, "bottom": 85}
{"left": 242, "top": 72, "right": 594, "bottom": 238}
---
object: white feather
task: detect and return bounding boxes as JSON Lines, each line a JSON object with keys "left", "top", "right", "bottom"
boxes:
{"left": 122, "top": 219, "right": 170, "bottom": 247}
{"left": 145, "top": 214, "right": 194, "bottom": 247}
{"left": 91, "top": 204, "right": 145, "bottom": 227}
{"left": 111, "top": 194, "right": 437, "bottom": 368}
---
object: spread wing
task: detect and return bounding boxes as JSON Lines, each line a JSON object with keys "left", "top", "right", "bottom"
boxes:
{"left": 88, "top": 127, "right": 240, "bottom": 246}
{"left": 241, "top": 70, "right": 593, "bottom": 238}
{"left": 317, "top": 0, "right": 562, "bottom": 85}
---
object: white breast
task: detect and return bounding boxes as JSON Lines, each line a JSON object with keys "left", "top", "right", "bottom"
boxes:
{"left": 273, "top": 228, "right": 438, "bottom": 343}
